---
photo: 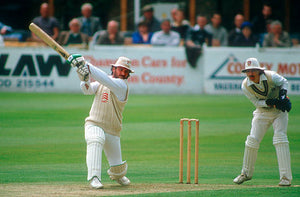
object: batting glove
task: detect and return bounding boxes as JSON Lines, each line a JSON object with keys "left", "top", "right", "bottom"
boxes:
{"left": 77, "top": 64, "right": 89, "bottom": 82}
{"left": 66, "top": 54, "right": 86, "bottom": 68}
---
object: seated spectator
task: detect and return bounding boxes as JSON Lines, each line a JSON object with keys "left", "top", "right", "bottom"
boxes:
{"left": 228, "top": 14, "right": 244, "bottom": 46}
{"left": 151, "top": 19, "right": 180, "bottom": 46}
{"left": 77, "top": 3, "right": 102, "bottom": 38}
{"left": 138, "top": 5, "right": 161, "bottom": 32}
{"left": 205, "top": 12, "right": 228, "bottom": 46}
{"left": 0, "top": 22, "right": 13, "bottom": 36}
{"left": 258, "top": 19, "right": 273, "bottom": 46}
{"left": 232, "top": 22, "right": 258, "bottom": 47}
{"left": 57, "top": 18, "right": 89, "bottom": 46}
{"left": 263, "top": 20, "right": 291, "bottom": 47}
{"left": 171, "top": 8, "right": 191, "bottom": 43}
{"left": 290, "top": 33, "right": 300, "bottom": 47}
{"left": 0, "top": 22, "right": 28, "bottom": 42}
{"left": 132, "top": 21, "right": 153, "bottom": 44}
{"left": 186, "top": 15, "right": 212, "bottom": 47}
{"left": 95, "top": 20, "right": 124, "bottom": 45}
{"left": 32, "top": 3, "right": 60, "bottom": 41}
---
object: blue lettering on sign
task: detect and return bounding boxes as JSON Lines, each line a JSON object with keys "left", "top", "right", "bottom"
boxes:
{"left": 214, "top": 83, "right": 241, "bottom": 90}
{"left": 291, "top": 83, "right": 300, "bottom": 91}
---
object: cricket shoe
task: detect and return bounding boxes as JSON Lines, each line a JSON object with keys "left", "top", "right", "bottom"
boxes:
{"left": 278, "top": 177, "right": 291, "bottom": 186}
{"left": 90, "top": 176, "right": 104, "bottom": 189}
{"left": 115, "top": 176, "right": 131, "bottom": 186}
{"left": 233, "top": 174, "right": 251, "bottom": 184}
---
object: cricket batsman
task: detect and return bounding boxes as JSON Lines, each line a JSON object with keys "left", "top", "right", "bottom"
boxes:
{"left": 233, "top": 57, "right": 292, "bottom": 186}
{"left": 67, "top": 55, "right": 134, "bottom": 189}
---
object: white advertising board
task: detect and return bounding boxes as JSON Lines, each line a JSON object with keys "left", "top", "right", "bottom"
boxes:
{"left": 0, "top": 46, "right": 202, "bottom": 94}
{"left": 203, "top": 47, "right": 300, "bottom": 95}
{"left": 1, "top": 46, "right": 299, "bottom": 94}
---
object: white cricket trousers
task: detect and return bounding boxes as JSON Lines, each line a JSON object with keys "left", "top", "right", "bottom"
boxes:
{"left": 85, "top": 124, "right": 123, "bottom": 181}
{"left": 241, "top": 109, "right": 292, "bottom": 180}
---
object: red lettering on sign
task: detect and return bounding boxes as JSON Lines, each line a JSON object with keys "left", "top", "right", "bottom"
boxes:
{"left": 227, "top": 62, "right": 243, "bottom": 74}
{"left": 171, "top": 56, "right": 186, "bottom": 67}
{"left": 141, "top": 56, "right": 167, "bottom": 67}
{"left": 127, "top": 75, "right": 140, "bottom": 83}
{"left": 141, "top": 72, "right": 184, "bottom": 86}
{"left": 131, "top": 59, "right": 140, "bottom": 67}
{"left": 277, "top": 63, "right": 300, "bottom": 75}
{"left": 261, "top": 62, "right": 273, "bottom": 70}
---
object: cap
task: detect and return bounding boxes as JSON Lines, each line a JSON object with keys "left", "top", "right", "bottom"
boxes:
{"left": 242, "top": 57, "right": 265, "bottom": 73}
{"left": 142, "top": 5, "right": 153, "bottom": 12}
{"left": 241, "top": 21, "right": 253, "bottom": 30}
{"left": 111, "top": 56, "right": 134, "bottom": 73}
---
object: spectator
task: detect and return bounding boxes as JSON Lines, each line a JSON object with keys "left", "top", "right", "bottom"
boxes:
{"left": 290, "top": 33, "right": 300, "bottom": 47}
{"left": 77, "top": 3, "right": 102, "bottom": 37}
{"left": 95, "top": 20, "right": 124, "bottom": 45}
{"left": 151, "top": 19, "right": 180, "bottom": 46}
{"left": 228, "top": 14, "right": 244, "bottom": 46}
{"left": 138, "top": 5, "right": 161, "bottom": 32}
{"left": 186, "top": 15, "right": 212, "bottom": 47}
{"left": 57, "top": 18, "right": 89, "bottom": 46}
{"left": 0, "top": 22, "right": 13, "bottom": 35}
{"left": 32, "top": 3, "right": 60, "bottom": 41}
{"left": 252, "top": 3, "right": 275, "bottom": 35}
{"left": 171, "top": 8, "right": 191, "bottom": 42}
{"left": 205, "top": 13, "right": 228, "bottom": 46}
{"left": 263, "top": 20, "right": 291, "bottom": 47}
{"left": 258, "top": 19, "right": 273, "bottom": 46}
{"left": 0, "top": 22, "right": 28, "bottom": 42}
{"left": 170, "top": 8, "right": 178, "bottom": 24}
{"left": 0, "top": 22, "right": 12, "bottom": 44}
{"left": 232, "top": 22, "right": 258, "bottom": 47}
{"left": 132, "top": 21, "right": 153, "bottom": 44}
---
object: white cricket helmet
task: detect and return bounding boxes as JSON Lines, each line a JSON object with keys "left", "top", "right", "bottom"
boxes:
{"left": 111, "top": 56, "right": 135, "bottom": 73}
{"left": 242, "top": 57, "right": 265, "bottom": 73}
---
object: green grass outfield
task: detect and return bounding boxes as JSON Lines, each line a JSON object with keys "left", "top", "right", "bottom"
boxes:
{"left": 0, "top": 93, "right": 299, "bottom": 196}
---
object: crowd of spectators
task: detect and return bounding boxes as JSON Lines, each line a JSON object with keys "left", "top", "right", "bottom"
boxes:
{"left": 0, "top": 2, "right": 299, "bottom": 48}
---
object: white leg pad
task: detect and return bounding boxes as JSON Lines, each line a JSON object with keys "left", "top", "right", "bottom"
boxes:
{"left": 274, "top": 143, "right": 292, "bottom": 180}
{"left": 85, "top": 124, "right": 105, "bottom": 181}
{"left": 241, "top": 135, "right": 259, "bottom": 178}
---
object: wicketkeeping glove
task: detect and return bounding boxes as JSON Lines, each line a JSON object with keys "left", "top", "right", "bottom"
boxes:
{"left": 279, "top": 89, "right": 287, "bottom": 100}
{"left": 278, "top": 89, "right": 292, "bottom": 112}
{"left": 279, "top": 97, "right": 292, "bottom": 112}
{"left": 266, "top": 98, "right": 278, "bottom": 106}
{"left": 266, "top": 98, "right": 284, "bottom": 112}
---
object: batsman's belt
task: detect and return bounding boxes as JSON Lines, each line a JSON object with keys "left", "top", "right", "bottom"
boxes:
{"left": 107, "top": 161, "right": 128, "bottom": 180}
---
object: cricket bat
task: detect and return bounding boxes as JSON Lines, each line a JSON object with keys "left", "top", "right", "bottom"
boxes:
{"left": 29, "top": 23, "right": 70, "bottom": 60}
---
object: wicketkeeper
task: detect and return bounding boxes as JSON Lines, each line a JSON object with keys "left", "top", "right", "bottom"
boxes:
{"left": 67, "top": 54, "right": 134, "bottom": 189}
{"left": 234, "top": 57, "right": 292, "bottom": 186}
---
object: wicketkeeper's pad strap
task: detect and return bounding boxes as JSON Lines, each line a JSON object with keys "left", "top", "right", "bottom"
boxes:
{"left": 107, "top": 161, "right": 127, "bottom": 180}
